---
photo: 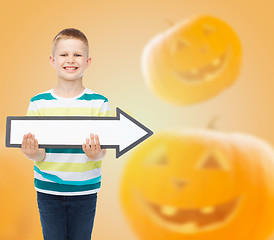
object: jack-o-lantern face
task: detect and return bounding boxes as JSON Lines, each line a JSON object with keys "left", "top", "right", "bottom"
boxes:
{"left": 120, "top": 130, "right": 274, "bottom": 240}
{"left": 137, "top": 144, "right": 239, "bottom": 235}
{"left": 142, "top": 15, "right": 242, "bottom": 105}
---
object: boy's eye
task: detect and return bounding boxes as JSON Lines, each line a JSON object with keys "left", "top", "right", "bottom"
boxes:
{"left": 59, "top": 54, "right": 82, "bottom": 57}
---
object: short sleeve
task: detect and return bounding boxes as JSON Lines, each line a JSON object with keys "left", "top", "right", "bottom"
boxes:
{"left": 98, "top": 99, "right": 112, "bottom": 117}
{"left": 26, "top": 99, "right": 40, "bottom": 116}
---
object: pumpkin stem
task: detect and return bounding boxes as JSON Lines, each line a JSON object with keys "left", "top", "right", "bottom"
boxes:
{"left": 207, "top": 115, "right": 219, "bottom": 129}
{"left": 165, "top": 19, "right": 175, "bottom": 27}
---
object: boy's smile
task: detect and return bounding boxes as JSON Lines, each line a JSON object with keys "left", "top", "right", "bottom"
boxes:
{"left": 50, "top": 38, "right": 91, "bottom": 82}
{"left": 63, "top": 66, "right": 79, "bottom": 72}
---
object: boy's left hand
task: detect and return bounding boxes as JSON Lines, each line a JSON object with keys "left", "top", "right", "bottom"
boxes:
{"left": 82, "top": 133, "right": 106, "bottom": 161}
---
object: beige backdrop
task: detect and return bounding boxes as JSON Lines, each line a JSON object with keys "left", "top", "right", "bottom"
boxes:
{"left": 1, "top": 0, "right": 274, "bottom": 239}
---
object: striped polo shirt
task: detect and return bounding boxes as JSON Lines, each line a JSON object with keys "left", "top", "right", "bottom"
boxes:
{"left": 26, "top": 88, "right": 111, "bottom": 196}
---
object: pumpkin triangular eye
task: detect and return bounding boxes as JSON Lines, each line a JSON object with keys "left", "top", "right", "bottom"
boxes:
{"left": 172, "top": 38, "right": 189, "bottom": 53}
{"left": 201, "top": 154, "right": 222, "bottom": 169}
{"left": 203, "top": 24, "right": 215, "bottom": 36}
{"left": 177, "top": 39, "right": 189, "bottom": 49}
{"left": 157, "top": 156, "right": 168, "bottom": 165}
{"left": 197, "top": 149, "right": 231, "bottom": 171}
{"left": 197, "top": 149, "right": 230, "bottom": 171}
{"left": 144, "top": 144, "right": 168, "bottom": 166}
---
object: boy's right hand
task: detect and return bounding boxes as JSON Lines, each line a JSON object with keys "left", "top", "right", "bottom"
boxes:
{"left": 21, "top": 133, "right": 46, "bottom": 161}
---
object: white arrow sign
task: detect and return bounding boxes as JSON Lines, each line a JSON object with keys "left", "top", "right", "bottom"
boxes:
{"left": 6, "top": 107, "right": 153, "bottom": 158}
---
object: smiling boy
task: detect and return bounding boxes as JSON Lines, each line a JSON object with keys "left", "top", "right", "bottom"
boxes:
{"left": 21, "top": 28, "right": 111, "bottom": 240}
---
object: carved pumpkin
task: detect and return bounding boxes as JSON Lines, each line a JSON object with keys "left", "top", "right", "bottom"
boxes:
{"left": 120, "top": 129, "right": 274, "bottom": 240}
{"left": 142, "top": 15, "right": 242, "bottom": 105}
{"left": 0, "top": 150, "right": 42, "bottom": 240}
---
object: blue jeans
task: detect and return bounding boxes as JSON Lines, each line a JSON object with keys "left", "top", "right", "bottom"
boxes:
{"left": 37, "top": 191, "right": 97, "bottom": 240}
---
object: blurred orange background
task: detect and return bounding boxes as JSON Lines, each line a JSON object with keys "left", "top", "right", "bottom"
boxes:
{"left": 1, "top": 0, "right": 274, "bottom": 239}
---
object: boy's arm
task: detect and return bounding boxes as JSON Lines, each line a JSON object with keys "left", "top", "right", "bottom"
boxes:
{"left": 21, "top": 98, "right": 45, "bottom": 161}
{"left": 21, "top": 133, "right": 46, "bottom": 161}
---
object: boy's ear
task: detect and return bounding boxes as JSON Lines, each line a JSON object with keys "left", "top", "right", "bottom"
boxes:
{"left": 49, "top": 55, "right": 55, "bottom": 67}
{"left": 86, "top": 57, "right": 92, "bottom": 67}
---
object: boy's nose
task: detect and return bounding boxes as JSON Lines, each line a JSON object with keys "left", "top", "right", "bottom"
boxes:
{"left": 67, "top": 56, "right": 75, "bottom": 62}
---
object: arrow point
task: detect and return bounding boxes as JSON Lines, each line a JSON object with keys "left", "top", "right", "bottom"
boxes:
{"left": 115, "top": 107, "right": 153, "bottom": 158}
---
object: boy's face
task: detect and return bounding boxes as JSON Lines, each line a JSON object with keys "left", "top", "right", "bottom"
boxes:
{"left": 50, "top": 38, "right": 91, "bottom": 82}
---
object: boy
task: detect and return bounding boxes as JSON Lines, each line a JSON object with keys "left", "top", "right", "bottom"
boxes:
{"left": 21, "top": 28, "right": 111, "bottom": 240}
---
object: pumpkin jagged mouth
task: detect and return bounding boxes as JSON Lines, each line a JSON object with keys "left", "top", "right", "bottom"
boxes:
{"left": 173, "top": 50, "right": 229, "bottom": 84}
{"left": 140, "top": 193, "right": 241, "bottom": 234}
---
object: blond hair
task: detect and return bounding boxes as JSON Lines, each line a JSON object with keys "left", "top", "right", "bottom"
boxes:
{"left": 52, "top": 28, "right": 89, "bottom": 57}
